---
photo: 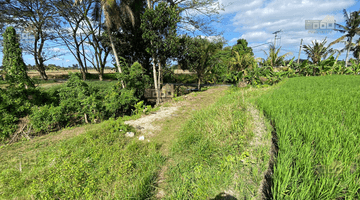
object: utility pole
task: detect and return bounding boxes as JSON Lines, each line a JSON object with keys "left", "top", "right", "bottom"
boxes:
{"left": 297, "top": 39, "right": 303, "bottom": 64}
{"left": 272, "top": 30, "right": 282, "bottom": 48}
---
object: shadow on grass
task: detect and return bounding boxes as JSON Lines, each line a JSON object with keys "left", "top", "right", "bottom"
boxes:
{"left": 210, "top": 192, "right": 237, "bottom": 200}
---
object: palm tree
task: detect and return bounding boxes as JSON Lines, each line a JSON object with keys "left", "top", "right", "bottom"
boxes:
{"left": 329, "top": 9, "right": 360, "bottom": 68}
{"left": 351, "top": 38, "right": 360, "bottom": 63}
{"left": 74, "top": 0, "right": 135, "bottom": 88}
{"left": 261, "top": 44, "right": 293, "bottom": 68}
{"left": 302, "top": 38, "right": 334, "bottom": 65}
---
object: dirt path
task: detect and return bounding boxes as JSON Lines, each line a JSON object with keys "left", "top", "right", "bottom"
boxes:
{"left": 246, "top": 103, "right": 272, "bottom": 199}
{"left": 124, "top": 87, "right": 228, "bottom": 148}
{"left": 123, "top": 87, "right": 228, "bottom": 199}
{"left": 124, "top": 106, "right": 180, "bottom": 138}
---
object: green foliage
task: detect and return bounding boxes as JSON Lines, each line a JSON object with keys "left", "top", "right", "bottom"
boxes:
{"left": 116, "top": 61, "right": 150, "bottom": 99}
{"left": 30, "top": 73, "right": 138, "bottom": 133}
{"left": 232, "top": 39, "right": 254, "bottom": 56}
{"left": 177, "top": 36, "right": 223, "bottom": 89}
{"left": 141, "top": 2, "right": 181, "bottom": 61}
{"left": 0, "top": 87, "right": 54, "bottom": 140}
{"left": 257, "top": 76, "right": 360, "bottom": 199}
{"left": 0, "top": 118, "right": 165, "bottom": 199}
{"left": 166, "top": 87, "right": 269, "bottom": 199}
{"left": 30, "top": 105, "right": 66, "bottom": 132}
{"left": 2, "top": 26, "right": 34, "bottom": 88}
{"left": 302, "top": 38, "right": 335, "bottom": 66}
{"left": 260, "top": 45, "right": 293, "bottom": 68}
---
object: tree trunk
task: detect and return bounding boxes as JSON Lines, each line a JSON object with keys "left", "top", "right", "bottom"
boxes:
{"left": 313, "top": 66, "right": 316, "bottom": 76}
{"left": 81, "top": 70, "right": 86, "bottom": 80}
{"left": 345, "top": 36, "right": 353, "bottom": 68}
{"left": 99, "top": 73, "right": 103, "bottom": 81}
{"left": 158, "top": 59, "right": 161, "bottom": 90}
{"left": 152, "top": 54, "right": 159, "bottom": 105}
{"left": 197, "top": 77, "right": 201, "bottom": 90}
{"left": 109, "top": 33, "right": 125, "bottom": 88}
{"left": 38, "top": 65, "right": 48, "bottom": 80}
{"left": 81, "top": 33, "right": 88, "bottom": 73}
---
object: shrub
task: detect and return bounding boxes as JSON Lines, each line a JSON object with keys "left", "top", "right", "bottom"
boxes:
{"left": 30, "top": 105, "right": 67, "bottom": 132}
{"left": 2, "top": 26, "right": 34, "bottom": 88}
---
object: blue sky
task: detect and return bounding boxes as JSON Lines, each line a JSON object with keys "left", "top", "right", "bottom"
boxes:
{"left": 2, "top": 0, "right": 360, "bottom": 68}
{"left": 215, "top": 0, "right": 360, "bottom": 62}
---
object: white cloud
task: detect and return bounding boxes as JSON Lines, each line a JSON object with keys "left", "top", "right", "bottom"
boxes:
{"left": 219, "top": 0, "right": 264, "bottom": 14}
{"left": 220, "top": 0, "right": 357, "bottom": 60}
{"left": 200, "top": 35, "right": 224, "bottom": 42}
{"left": 66, "top": 60, "right": 70, "bottom": 62}
{"left": 52, "top": 57, "right": 62, "bottom": 61}
{"left": 230, "top": 0, "right": 355, "bottom": 33}
{"left": 49, "top": 47, "right": 67, "bottom": 53}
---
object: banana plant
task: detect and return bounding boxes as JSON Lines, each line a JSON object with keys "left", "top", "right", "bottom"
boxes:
{"left": 350, "top": 59, "right": 360, "bottom": 74}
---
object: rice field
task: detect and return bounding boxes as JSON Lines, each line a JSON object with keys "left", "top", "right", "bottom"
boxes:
{"left": 256, "top": 75, "right": 360, "bottom": 199}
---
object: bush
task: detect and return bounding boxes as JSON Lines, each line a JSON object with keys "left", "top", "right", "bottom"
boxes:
{"left": 30, "top": 72, "right": 140, "bottom": 133}
{"left": 30, "top": 105, "right": 66, "bottom": 132}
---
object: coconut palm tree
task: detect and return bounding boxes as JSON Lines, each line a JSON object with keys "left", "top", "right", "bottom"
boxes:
{"left": 351, "top": 38, "right": 360, "bottom": 63}
{"left": 302, "top": 37, "right": 335, "bottom": 65}
{"left": 74, "top": 0, "right": 135, "bottom": 88}
{"left": 329, "top": 9, "right": 360, "bottom": 68}
{"left": 261, "top": 44, "right": 293, "bottom": 68}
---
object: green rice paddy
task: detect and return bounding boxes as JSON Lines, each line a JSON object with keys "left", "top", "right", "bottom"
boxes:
{"left": 257, "top": 75, "right": 360, "bottom": 199}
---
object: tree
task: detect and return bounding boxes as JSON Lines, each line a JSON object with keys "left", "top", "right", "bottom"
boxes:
{"left": 2, "top": 26, "right": 34, "bottom": 88}
{"left": 52, "top": 0, "right": 93, "bottom": 80}
{"left": 231, "top": 39, "right": 255, "bottom": 73}
{"left": 302, "top": 38, "right": 335, "bottom": 65}
{"left": 5, "top": 0, "right": 63, "bottom": 80}
{"left": 178, "top": 36, "right": 222, "bottom": 90}
{"left": 111, "top": 0, "right": 152, "bottom": 74}
{"left": 352, "top": 38, "right": 360, "bottom": 62}
{"left": 167, "top": 0, "right": 225, "bottom": 36}
{"left": 81, "top": 8, "right": 112, "bottom": 81}
{"left": 261, "top": 44, "right": 292, "bottom": 68}
{"left": 329, "top": 9, "right": 360, "bottom": 68}
{"left": 141, "top": 2, "right": 181, "bottom": 105}
{"left": 75, "top": 0, "right": 136, "bottom": 88}
{"left": 232, "top": 39, "right": 254, "bottom": 56}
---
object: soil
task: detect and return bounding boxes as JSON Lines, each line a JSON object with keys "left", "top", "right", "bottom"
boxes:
{"left": 124, "top": 106, "right": 180, "bottom": 137}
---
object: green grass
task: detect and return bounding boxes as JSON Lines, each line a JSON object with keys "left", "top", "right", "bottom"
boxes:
{"left": 256, "top": 75, "right": 360, "bottom": 199}
{"left": 0, "top": 86, "right": 272, "bottom": 199}
{"left": 0, "top": 118, "right": 165, "bottom": 199}
{"left": 163, "top": 87, "right": 270, "bottom": 199}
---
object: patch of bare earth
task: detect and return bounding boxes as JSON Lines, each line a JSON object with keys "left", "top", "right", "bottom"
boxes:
{"left": 124, "top": 106, "right": 180, "bottom": 137}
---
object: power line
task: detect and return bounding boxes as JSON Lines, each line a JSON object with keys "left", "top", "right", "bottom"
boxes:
{"left": 250, "top": 42, "right": 272, "bottom": 48}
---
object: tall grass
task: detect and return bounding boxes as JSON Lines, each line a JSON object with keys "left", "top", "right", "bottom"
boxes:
{"left": 164, "top": 87, "right": 271, "bottom": 199}
{"left": 0, "top": 118, "right": 165, "bottom": 199}
{"left": 256, "top": 75, "right": 360, "bottom": 199}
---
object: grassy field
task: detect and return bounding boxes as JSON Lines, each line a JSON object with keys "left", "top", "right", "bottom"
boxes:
{"left": 2, "top": 75, "right": 359, "bottom": 199}
{"left": 0, "top": 86, "right": 273, "bottom": 199}
{"left": 256, "top": 75, "right": 360, "bottom": 199}
{"left": 163, "top": 87, "right": 271, "bottom": 199}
